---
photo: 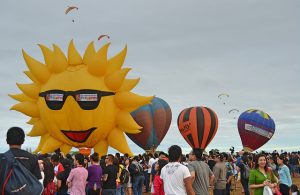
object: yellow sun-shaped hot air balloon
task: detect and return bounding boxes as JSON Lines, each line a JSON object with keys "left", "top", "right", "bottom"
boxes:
{"left": 9, "top": 40, "right": 153, "bottom": 156}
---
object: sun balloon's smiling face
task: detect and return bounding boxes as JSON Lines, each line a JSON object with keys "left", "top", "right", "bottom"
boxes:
{"left": 10, "top": 41, "right": 153, "bottom": 156}
{"left": 38, "top": 66, "right": 117, "bottom": 146}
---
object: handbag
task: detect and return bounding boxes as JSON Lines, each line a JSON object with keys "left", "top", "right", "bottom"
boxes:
{"left": 263, "top": 186, "right": 273, "bottom": 195}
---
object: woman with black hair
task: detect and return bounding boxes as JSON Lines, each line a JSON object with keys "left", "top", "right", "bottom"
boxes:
{"left": 249, "top": 154, "right": 278, "bottom": 195}
{"left": 142, "top": 154, "right": 150, "bottom": 193}
{"left": 84, "top": 156, "right": 90, "bottom": 169}
{"left": 65, "top": 154, "right": 74, "bottom": 168}
{"left": 100, "top": 155, "right": 107, "bottom": 170}
{"left": 152, "top": 159, "right": 168, "bottom": 195}
{"left": 57, "top": 158, "right": 72, "bottom": 195}
{"left": 291, "top": 184, "right": 300, "bottom": 195}
{"left": 267, "top": 156, "right": 277, "bottom": 174}
{"left": 42, "top": 158, "right": 56, "bottom": 195}
{"left": 125, "top": 158, "right": 133, "bottom": 195}
{"left": 277, "top": 154, "right": 292, "bottom": 195}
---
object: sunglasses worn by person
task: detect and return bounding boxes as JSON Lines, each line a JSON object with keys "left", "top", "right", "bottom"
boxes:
{"left": 39, "top": 89, "right": 115, "bottom": 110}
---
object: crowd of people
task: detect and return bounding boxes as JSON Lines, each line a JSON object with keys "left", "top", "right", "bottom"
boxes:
{"left": 1, "top": 127, "right": 300, "bottom": 195}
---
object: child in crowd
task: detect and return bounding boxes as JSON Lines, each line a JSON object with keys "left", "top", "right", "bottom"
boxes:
{"left": 291, "top": 184, "right": 300, "bottom": 195}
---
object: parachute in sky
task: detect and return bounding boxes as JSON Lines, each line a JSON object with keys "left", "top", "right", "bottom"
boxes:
{"left": 229, "top": 109, "right": 239, "bottom": 119}
{"left": 65, "top": 6, "right": 78, "bottom": 22}
{"left": 65, "top": 6, "right": 78, "bottom": 14}
{"left": 177, "top": 106, "right": 218, "bottom": 151}
{"left": 237, "top": 109, "right": 275, "bottom": 152}
{"left": 98, "top": 35, "right": 110, "bottom": 41}
{"left": 229, "top": 109, "right": 239, "bottom": 114}
{"left": 218, "top": 93, "right": 229, "bottom": 105}
{"left": 127, "top": 97, "right": 172, "bottom": 151}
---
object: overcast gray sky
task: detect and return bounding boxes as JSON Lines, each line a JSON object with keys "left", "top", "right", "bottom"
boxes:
{"left": 0, "top": 0, "right": 299, "bottom": 154}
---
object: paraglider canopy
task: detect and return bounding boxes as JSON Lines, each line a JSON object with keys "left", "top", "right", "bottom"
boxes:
{"left": 65, "top": 6, "right": 78, "bottom": 23}
{"left": 65, "top": 6, "right": 78, "bottom": 14}
{"left": 229, "top": 109, "right": 239, "bottom": 119}
{"left": 218, "top": 93, "right": 229, "bottom": 105}
{"left": 229, "top": 109, "right": 239, "bottom": 114}
{"left": 98, "top": 35, "right": 110, "bottom": 41}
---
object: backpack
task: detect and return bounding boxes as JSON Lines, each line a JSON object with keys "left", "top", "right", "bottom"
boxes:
{"left": 243, "top": 163, "right": 250, "bottom": 179}
{"left": 1, "top": 150, "right": 43, "bottom": 195}
{"left": 119, "top": 166, "right": 130, "bottom": 184}
{"left": 42, "top": 182, "right": 56, "bottom": 195}
{"left": 135, "top": 163, "right": 143, "bottom": 174}
{"left": 129, "top": 162, "right": 143, "bottom": 177}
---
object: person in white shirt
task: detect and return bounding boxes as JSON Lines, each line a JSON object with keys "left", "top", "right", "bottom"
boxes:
{"left": 147, "top": 153, "right": 156, "bottom": 192}
{"left": 160, "top": 145, "right": 195, "bottom": 195}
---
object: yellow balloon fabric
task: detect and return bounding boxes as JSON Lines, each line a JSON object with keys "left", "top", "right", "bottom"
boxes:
{"left": 10, "top": 40, "right": 153, "bottom": 156}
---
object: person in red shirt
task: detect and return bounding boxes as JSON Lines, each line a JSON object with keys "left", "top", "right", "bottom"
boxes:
{"left": 51, "top": 154, "right": 64, "bottom": 177}
{"left": 152, "top": 159, "right": 168, "bottom": 195}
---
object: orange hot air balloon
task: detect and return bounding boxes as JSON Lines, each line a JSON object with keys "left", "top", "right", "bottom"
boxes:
{"left": 177, "top": 106, "right": 218, "bottom": 150}
{"left": 79, "top": 147, "right": 91, "bottom": 156}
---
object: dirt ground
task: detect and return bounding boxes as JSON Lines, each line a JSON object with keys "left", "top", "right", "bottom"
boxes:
{"left": 144, "top": 177, "right": 300, "bottom": 195}
{"left": 211, "top": 177, "right": 300, "bottom": 195}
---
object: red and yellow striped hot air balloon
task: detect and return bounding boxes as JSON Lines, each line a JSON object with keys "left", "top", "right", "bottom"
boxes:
{"left": 177, "top": 106, "right": 218, "bottom": 150}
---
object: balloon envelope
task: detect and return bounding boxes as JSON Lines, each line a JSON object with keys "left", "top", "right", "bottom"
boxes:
{"left": 237, "top": 109, "right": 275, "bottom": 152}
{"left": 127, "top": 97, "right": 172, "bottom": 151}
{"left": 177, "top": 106, "right": 218, "bottom": 150}
{"left": 79, "top": 147, "right": 91, "bottom": 156}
